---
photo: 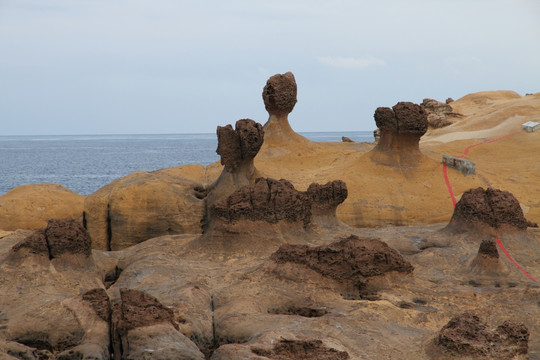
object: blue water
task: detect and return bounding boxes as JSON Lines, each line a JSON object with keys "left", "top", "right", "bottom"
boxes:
{"left": 0, "top": 131, "right": 373, "bottom": 196}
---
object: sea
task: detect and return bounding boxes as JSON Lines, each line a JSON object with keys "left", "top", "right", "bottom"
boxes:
{"left": 0, "top": 131, "right": 374, "bottom": 196}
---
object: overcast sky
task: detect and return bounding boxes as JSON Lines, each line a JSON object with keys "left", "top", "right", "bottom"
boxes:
{"left": 1, "top": 0, "right": 539, "bottom": 135}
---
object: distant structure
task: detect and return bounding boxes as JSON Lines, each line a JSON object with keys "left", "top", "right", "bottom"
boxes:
{"left": 442, "top": 155, "right": 476, "bottom": 175}
{"left": 521, "top": 121, "right": 540, "bottom": 132}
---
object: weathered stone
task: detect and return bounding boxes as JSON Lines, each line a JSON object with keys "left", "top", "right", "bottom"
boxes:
{"left": 442, "top": 154, "right": 476, "bottom": 175}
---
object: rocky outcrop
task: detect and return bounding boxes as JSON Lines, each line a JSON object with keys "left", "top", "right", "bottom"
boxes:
{"left": 251, "top": 339, "right": 350, "bottom": 359}
{"left": 370, "top": 102, "right": 428, "bottom": 167}
{"left": 0, "top": 184, "right": 84, "bottom": 231}
{"left": 437, "top": 312, "right": 529, "bottom": 358}
{"left": 269, "top": 235, "right": 413, "bottom": 297}
{"left": 84, "top": 166, "right": 207, "bottom": 250}
{"left": 421, "top": 98, "right": 463, "bottom": 128}
{"left": 446, "top": 187, "right": 538, "bottom": 235}
{"left": 204, "top": 119, "right": 265, "bottom": 220}
{"left": 9, "top": 218, "right": 92, "bottom": 266}
{"left": 263, "top": 72, "right": 297, "bottom": 117}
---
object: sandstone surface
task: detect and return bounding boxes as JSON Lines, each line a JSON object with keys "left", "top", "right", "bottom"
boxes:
{"left": 0, "top": 184, "right": 84, "bottom": 231}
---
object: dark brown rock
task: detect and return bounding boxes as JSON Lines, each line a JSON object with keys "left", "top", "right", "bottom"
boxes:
{"left": 262, "top": 72, "right": 297, "bottom": 116}
{"left": 306, "top": 180, "right": 348, "bottom": 216}
{"left": 11, "top": 218, "right": 92, "bottom": 260}
{"left": 270, "top": 235, "right": 414, "bottom": 290}
{"left": 112, "top": 289, "right": 176, "bottom": 333}
{"left": 341, "top": 136, "right": 354, "bottom": 143}
{"left": 210, "top": 178, "right": 311, "bottom": 227}
{"left": 251, "top": 339, "right": 349, "bottom": 360}
{"left": 44, "top": 218, "right": 92, "bottom": 258}
{"left": 437, "top": 312, "right": 529, "bottom": 357}
{"left": 392, "top": 102, "right": 428, "bottom": 135}
{"left": 82, "top": 288, "right": 110, "bottom": 322}
{"left": 216, "top": 119, "right": 264, "bottom": 171}
{"left": 477, "top": 239, "right": 498, "bottom": 258}
{"left": 374, "top": 107, "right": 397, "bottom": 131}
{"left": 447, "top": 187, "right": 537, "bottom": 234}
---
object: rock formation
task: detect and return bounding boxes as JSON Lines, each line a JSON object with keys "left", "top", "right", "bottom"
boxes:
{"left": 111, "top": 289, "right": 204, "bottom": 360}
{"left": 0, "top": 184, "right": 84, "bottom": 231}
{"left": 84, "top": 166, "right": 207, "bottom": 250}
{"left": 469, "top": 238, "right": 507, "bottom": 275}
{"left": 437, "top": 312, "right": 529, "bottom": 358}
{"left": 446, "top": 187, "right": 538, "bottom": 235}
{"left": 421, "top": 98, "right": 463, "bottom": 129}
{"left": 251, "top": 339, "right": 350, "bottom": 359}
{"left": 204, "top": 119, "right": 265, "bottom": 218}
{"left": 269, "top": 235, "right": 414, "bottom": 298}
{"left": 370, "top": 101, "right": 428, "bottom": 167}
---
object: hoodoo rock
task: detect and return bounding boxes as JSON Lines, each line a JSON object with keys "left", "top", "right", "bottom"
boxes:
{"left": 262, "top": 71, "right": 297, "bottom": 117}
{"left": 205, "top": 119, "right": 265, "bottom": 215}
{"left": 269, "top": 235, "right": 414, "bottom": 297}
{"left": 469, "top": 238, "right": 507, "bottom": 275}
{"left": 437, "top": 312, "right": 529, "bottom": 358}
{"left": 370, "top": 102, "right": 428, "bottom": 167}
{"left": 446, "top": 187, "right": 538, "bottom": 235}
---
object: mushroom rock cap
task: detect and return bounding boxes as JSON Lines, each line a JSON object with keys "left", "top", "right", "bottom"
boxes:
{"left": 306, "top": 180, "right": 348, "bottom": 216}
{"left": 216, "top": 119, "right": 264, "bottom": 171}
{"left": 262, "top": 72, "right": 297, "bottom": 116}
{"left": 374, "top": 107, "right": 398, "bottom": 132}
{"left": 469, "top": 238, "right": 507, "bottom": 275}
{"left": 392, "top": 102, "right": 428, "bottom": 135}
{"left": 477, "top": 239, "right": 499, "bottom": 259}
{"left": 447, "top": 187, "right": 537, "bottom": 235}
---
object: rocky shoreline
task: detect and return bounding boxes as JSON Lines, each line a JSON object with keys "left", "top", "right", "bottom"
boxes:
{"left": 1, "top": 74, "right": 539, "bottom": 359}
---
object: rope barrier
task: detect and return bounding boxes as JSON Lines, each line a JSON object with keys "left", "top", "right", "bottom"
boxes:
{"left": 441, "top": 130, "right": 537, "bottom": 282}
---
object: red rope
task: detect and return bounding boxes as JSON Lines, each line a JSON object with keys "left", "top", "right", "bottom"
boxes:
{"left": 442, "top": 130, "right": 537, "bottom": 282}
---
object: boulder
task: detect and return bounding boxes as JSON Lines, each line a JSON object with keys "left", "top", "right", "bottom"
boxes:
{"left": 84, "top": 167, "right": 206, "bottom": 250}
{"left": 0, "top": 184, "right": 84, "bottom": 231}
{"left": 446, "top": 187, "right": 538, "bottom": 235}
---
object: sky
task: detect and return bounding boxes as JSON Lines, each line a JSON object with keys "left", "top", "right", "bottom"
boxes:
{"left": 1, "top": 0, "right": 539, "bottom": 135}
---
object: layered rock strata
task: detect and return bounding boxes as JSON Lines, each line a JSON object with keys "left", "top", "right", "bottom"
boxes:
{"left": 370, "top": 102, "right": 428, "bottom": 167}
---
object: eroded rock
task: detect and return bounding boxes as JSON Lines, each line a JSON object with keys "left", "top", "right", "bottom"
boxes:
{"left": 421, "top": 98, "right": 463, "bottom": 129}
{"left": 269, "top": 235, "right": 413, "bottom": 296}
{"left": 262, "top": 72, "right": 297, "bottom": 117}
{"left": 446, "top": 187, "right": 538, "bottom": 235}
{"left": 371, "top": 102, "right": 428, "bottom": 167}
{"left": 251, "top": 339, "right": 350, "bottom": 360}
{"left": 437, "top": 312, "right": 529, "bottom": 358}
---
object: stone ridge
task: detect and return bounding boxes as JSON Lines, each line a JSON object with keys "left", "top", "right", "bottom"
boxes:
{"left": 448, "top": 187, "right": 538, "bottom": 232}
{"left": 270, "top": 235, "right": 414, "bottom": 289}
{"left": 262, "top": 72, "right": 297, "bottom": 116}
{"left": 12, "top": 218, "right": 92, "bottom": 259}
{"left": 209, "top": 178, "right": 348, "bottom": 228}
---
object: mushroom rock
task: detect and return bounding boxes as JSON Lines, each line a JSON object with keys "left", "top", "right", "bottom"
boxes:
{"left": 437, "top": 312, "right": 529, "bottom": 358}
{"left": 205, "top": 119, "right": 265, "bottom": 213}
{"left": 268, "top": 235, "right": 414, "bottom": 298}
{"left": 469, "top": 238, "right": 508, "bottom": 275}
{"left": 306, "top": 180, "right": 348, "bottom": 227}
{"left": 111, "top": 288, "right": 205, "bottom": 360}
{"left": 370, "top": 101, "right": 428, "bottom": 167}
{"left": 0, "top": 183, "right": 84, "bottom": 231}
{"left": 84, "top": 165, "right": 207, "bottom": 250}
{"left": 421, "top": 98, "right": 463, "bottom": 129}
{"left": 446, "top": 187, "right": 538, "bottom": 236}
{"left": 261, "top": 72, "right": 312, "bottom": 146}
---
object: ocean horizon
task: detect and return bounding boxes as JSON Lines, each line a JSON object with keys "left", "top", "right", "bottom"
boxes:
{"left": 1, "top": 131, "right": 374, "bottom": 196}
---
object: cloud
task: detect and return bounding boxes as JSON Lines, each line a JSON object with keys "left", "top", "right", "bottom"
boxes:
{"left": 317, "top": 56, "right": 386, "bottom": 69}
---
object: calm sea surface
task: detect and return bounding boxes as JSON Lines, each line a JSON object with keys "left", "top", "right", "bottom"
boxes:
{"left": 0, "top": 131, "right": 373, "bottom": 196}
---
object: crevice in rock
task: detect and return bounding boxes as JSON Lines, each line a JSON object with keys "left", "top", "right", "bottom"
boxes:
{"left": 106, "top": 203, "right": 112, "bottom": 252}
{"left": 268, "top": 306, "right": 328, "bottom": 318}
{"left": 104, "top": 266, "right": 122, "bottom": 289}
